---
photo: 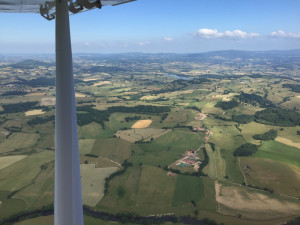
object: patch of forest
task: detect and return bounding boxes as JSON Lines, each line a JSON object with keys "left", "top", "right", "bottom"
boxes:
{"left": 27, "top": 115, "right": 55, "bottom": 126}
{"left": 15, "top": 77, "right": 84, "bottom": 87}
{"left": 0, "top": 101, "right": 39, "bottom": 114}
{"left": 233, "top": 143, "right": 259, "bottom": 157}
{"left": 77, "top": 106, "right": 110, "bottom": 127}
{"left": 9, "top": 60, "right": 54, "bottom": 69}
{"left": 215, "top": 100, "right": 239, "bottom": 110}
{"left": 253, "top": 129, "right": 277, "bottom": 141}
{"left": 231, "top": 114, "right": 254, "bottom": 124}
{"left": 1, "top": 91, "right": 27, "bottom": 96}
{"left": 236, "top": 92, "right": 274, "bottom": 107}
{"left": 107, "top": 105, "right": 171, "bottom": 114}
{"left": 282, "top": 84, "right": 300, "bottom": 93}
{"left": 254, "top": 107, "right": 300, "bottom": 126}
{"left": 82, "top": 66, "right": 127, "bottom": 73}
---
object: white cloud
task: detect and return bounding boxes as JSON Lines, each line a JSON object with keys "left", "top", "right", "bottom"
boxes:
{"left": 138, "top": 41, "right": 150, "bottom": 46}
{"left": 163, "top": 37, "right": 174, "bottom": 42}
{"left": 224, "top": 30, "right": 259, "bottom": 38}
{"left": 83, "top": 42, "right": 91, "bottom": 46}
{"left": 193, "top": 28, "right": 260, "bottom": 39}
{"left": 270, "top": 30, "right": 300, "bottom": 39}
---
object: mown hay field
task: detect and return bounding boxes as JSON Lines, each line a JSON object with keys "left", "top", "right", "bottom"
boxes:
{"left": 215, "top": 180, "right": 300, "bottom": 220}
{"left": 275, "top": 136, "right": 300, "bottom": 149}
{"left": 0, "top": 155, "right": 27, "bottom": 170}
{"left": 79, "top": 139, "right": 96, "bottom": 155}
{"left": 131, "top": 119, "right": 152, "bottom": 128}
{"left": 81, "top": 164, "right": 118, "bottom": 207}
{"left": 24, "top": 109, "right": 45, "bottom": 116}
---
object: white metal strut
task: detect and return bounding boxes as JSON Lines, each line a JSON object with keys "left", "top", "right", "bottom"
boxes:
{"left": 55, "top": 0, "right": 84, "bottom": 224}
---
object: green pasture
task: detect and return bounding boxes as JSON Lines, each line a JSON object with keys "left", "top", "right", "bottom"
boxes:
{"left": 91, "top": 138, "right": 132, "bottom": 163}
{"left": 201, "top": 102, "right": 223, "bottom": 115}
{"left": 277, "top": 126, "right": 300, "bottom": 143}
{"left": 15, "top": 161, "right": 54, "bottom": 210}
{"left": 239, "top": 121, "right": 277, "bottom": 145}
{"left": 108, "top": 113, "right": 139, "bottom": 131}
{"left": 79, "top": 139, "right": 95, "bottom": 155}
{"left": 172, "top": 175, "right": 204, "bottom": 206}
{"left": 223, "top": 150, "right": 244, "bottom": 184}
{"left": 0, "top": 192, "right": 27, "bottom": 220}
{"left": 162, "top": 108, "right": 197, "bottom": 127}
{"left": 115, "top": 128, "right": 171, "bottom": 143}
{"left": 130, "top": 129, "right": 205, "bottom": 167}
{"left": 208, "top": 125, "right": 245, "bottom": 151}
{"left": 0, "top": 132, "right": 40, "bottom": 154}
{"left": 281, "top": 96, "right": 300, "bottom": 111}
{"left": 0, "top": 151, "right": 54, "bottom": 192}
{"left": 203, "top": 144, "right": 226, "bottom": 179}
{"left": 96, "top": 166, "right": 142, "bottom": 214}
{"left": 253, "top": 141, "right": 300, "bottom": 167}
{"left": 135, "top": 166, "right": 177, "bottom": 214}
{"left": 80, "top": 156, "right": 119, "bottom": 168}
{"left": 78, "top": 122, "right": 114, "bottom": 139}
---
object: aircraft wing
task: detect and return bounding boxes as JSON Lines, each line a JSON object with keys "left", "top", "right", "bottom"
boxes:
{"left": 0, "top": 0, "right": 136, "bottom": 13}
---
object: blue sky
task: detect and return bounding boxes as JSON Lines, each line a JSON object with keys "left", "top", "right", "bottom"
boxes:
{"left": 0, "top": 0, "right": 300, "bottom": 53}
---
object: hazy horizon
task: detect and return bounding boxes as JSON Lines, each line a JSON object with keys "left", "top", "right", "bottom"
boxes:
{"left": 1, "top": 0, "right": 299, "bottom": 54}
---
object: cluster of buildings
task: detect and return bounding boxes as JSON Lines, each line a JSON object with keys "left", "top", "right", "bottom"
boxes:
{"left": 175, "top": 150, "right": 201, "bottom": 171}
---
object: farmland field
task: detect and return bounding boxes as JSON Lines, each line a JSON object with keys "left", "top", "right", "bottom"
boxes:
{"left": 14, "top": 161, "right": 54, "bottom": 209}
{"left": 215, "top": 180, "right": 300, "bottom": 220}
{"left": 0, "top": 192, "right": 27, "bottom": 219}
{"left": 79, "top": 139, "right": 95, "bottom": 154}
{"left": 81, "top": 164, "right": 118, "bottom": 206}
{"left": 0, "top": 132, "right": 40, "bottom": 153}
{"left": 253, "top": 141, "right": 300, "bottom": 167}
{"left": 172, "top": 175, "right": 204, "bottom": 206}
{"left": 0, "top": 151, "right": 54, "bottom": 192}
{"left": 203, "top": 144, "right": 226, "bottom": 179}
{"left": 130, "top": 129, "right": 205, "bottom": 167}
{"left": 91, "top": 138, "right": 132, "bottom": 163}
{"left": 24, "top": 109, "right": 45, "bottom": 116}
{"left": 240, "top": 157, "right": 300, "bottom": 196}
{"left": 115, "top": 128, "right": 171, "bottom": 143}
{"left": 275, "top": 136, "right": 300, "bottom": 149}
{"left": 135, "top": 166, "right": 177, "bottom": 214}
{"left": 0, "top": 155, "right": 27, "bottom": 170}
{"left": 131, "top": 119, "right": 152, "bottom": 128}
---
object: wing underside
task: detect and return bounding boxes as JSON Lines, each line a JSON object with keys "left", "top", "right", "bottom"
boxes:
{"left": 0, "top": 0, "right": 135, "bottom": 13}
